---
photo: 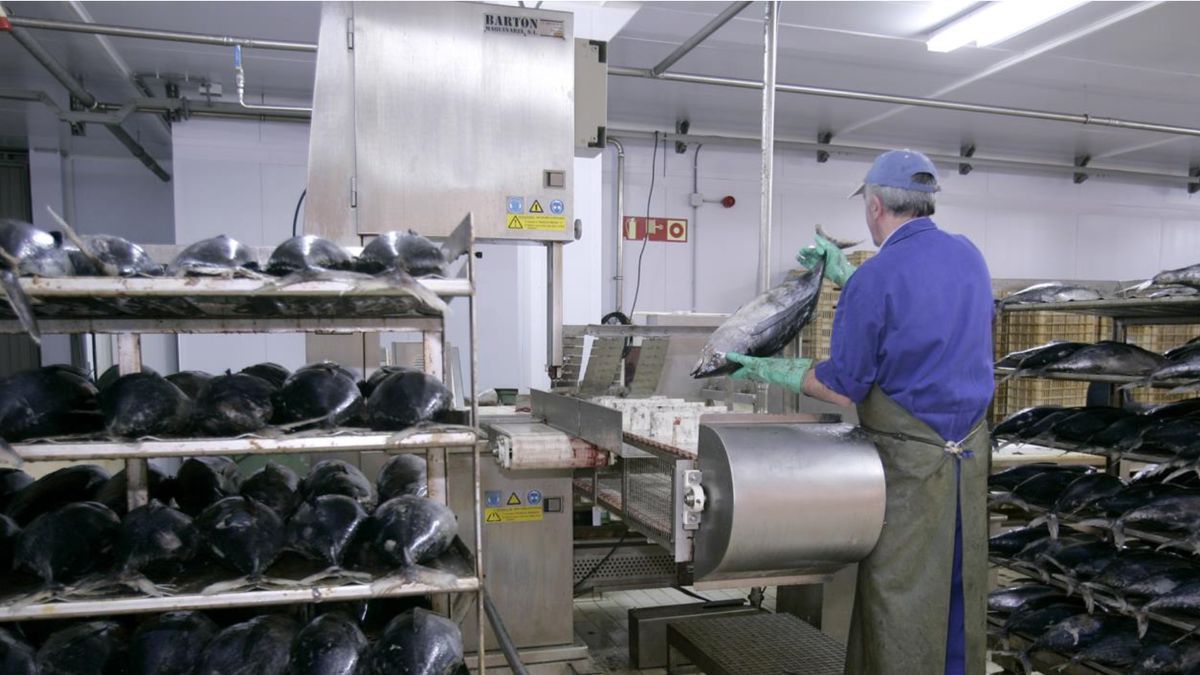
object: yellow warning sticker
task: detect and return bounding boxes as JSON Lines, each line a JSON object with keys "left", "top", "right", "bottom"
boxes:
{"left": 507, "top": 213, "right": 566, "bottom": 232}
{"left": 529, "top": 200, "right": 544, "bottom": 213}
{"left": 507, "top": 492, "right": 521, "bottom": 505}
{"left": 484, "top": 506, "right": 544, "bottom": 523}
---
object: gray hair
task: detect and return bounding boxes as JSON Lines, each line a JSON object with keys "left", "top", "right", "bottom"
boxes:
{"left": 863, "top": 173, "right": 937, "bottom": 218}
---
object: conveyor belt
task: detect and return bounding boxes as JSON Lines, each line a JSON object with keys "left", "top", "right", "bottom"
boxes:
{"left": 666, "top": 613, "right": 845, "bottom": 675}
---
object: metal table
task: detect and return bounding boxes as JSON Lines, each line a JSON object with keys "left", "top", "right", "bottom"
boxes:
{"left": 666, "top": 613, "right": 845, "bottom": 674}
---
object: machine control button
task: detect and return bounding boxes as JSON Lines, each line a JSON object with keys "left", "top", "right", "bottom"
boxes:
{"left": 544, "top": 496, "right": 562, "bottom": 513}
{"left": 545, "top": 170, "right": 566, "bottom": 188}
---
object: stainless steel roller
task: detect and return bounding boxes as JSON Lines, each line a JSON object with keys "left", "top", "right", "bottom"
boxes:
{"left": 691, "top": 422, "right": 886, "bottom": 585}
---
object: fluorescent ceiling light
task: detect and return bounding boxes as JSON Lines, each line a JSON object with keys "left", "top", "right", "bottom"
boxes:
{"left": 927, "top": 0, "right": 1090, "bottom": 53}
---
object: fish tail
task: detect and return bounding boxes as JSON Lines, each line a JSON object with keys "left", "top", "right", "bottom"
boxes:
{"left": 381, "top": 268, "right": 450, "bottom": 315}
{"left": 1080, "top": 585, "right": 1097, "bottom": 613}
{"left": 1043, "top": 515, "right": 1059, "bottom": 539}
{"left": 815, "top": 225, "right": 861, "bottom": 249}
{"left": 45, "top": 205, "right": 111, "bottom": 276}
{"left": 441, "top": 213, "right": 473, "bottom": 264}
{"left": 1063, "top": 575, "right": 1077, "bottom": 596}
{"left": 1113, "top": 521, "right": 1127, "bottom": 549}
{"left": 0, "top": 269, "right": 39, "bottom": 344}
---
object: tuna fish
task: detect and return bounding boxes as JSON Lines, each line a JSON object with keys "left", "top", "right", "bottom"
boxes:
{"left": 1061, "top": 623, "right": 1154, "bottom": 669}
{"left": 1029, "top": 613, "right": 1131, "bottom": 661}
{"left": 116, "top": 501, "right": 201, "bottom": 582}
{"left": 989, "top": 524, "right": 1052, "bottom": 557}
{"left": 173, "top": 457, "right": 242, "bottom": 517}
{"left": 1036, "top": 472, "right": 1124, "bottom": 538}
{"left": 372, "top": 495, "right": 458, "bottom": 567}
{"left": 355, "top": 609, "right": 464, "bottom": 675}
{"left": 1137, "top": 352, "right": 1200, "bottom": 392}
{"left": 273, "top": 364, "right": 364, "bottom": 428}
{"left": 1095, "top": 482, "right": 1193, "bottom": 518}
{"left": 357, "top": 230, "right": 466, "bottom": 278}
{"left": 1165, "top": 337, "right": 1200, "bottom": 362}
{"left": 100, "top": 371, "right": 192, "bottom": 438}
{"left": 195, "top": 496, "right": 284, "bottom": 582}
{"left": 996, "top": 341, "right": 1088, "bottom": 372}
{"left": 67, "top": 234, "right": 160, "bottom": 277}
{"left": 988, "top": 463, "right": 1085, "bottom": 491}
{"left": 168, "top": 234, "right": 260, "bottom": 276}
{"left": 193, "top": 614, "right": 297, "bottom": 675}
{"left": 94, "top": 465, "right": 174, "bottom": 516}
{"left": 0, "top": 514, "right": 20, "bottom": 571}
{"left": 1090, "top": 416, "right": 1163, "bottom": 455}
{"left": 14, "top": 501, "right": 120, "bottom": 586}
{"left": 0, "top": 364, "right": 102, "bottom": 441}
{"left": 240, "top": 462, "right": 301, "bottom": 517}
{"left": 359, "top": 366, "right": 417, "bottom": 398}
{"left": 1084, "top": 553, "right": 1194, "bottom": 612}
{"left": 1140, "top": 580, "right": 1200, "bottom": 636}
{"left": 129, "top": 611, "right": 218, "bottom": 675}
{"left": 988, "top": 584, "right": 1069, "bottom": 614}
{"left": 993, "top": 470, "right": 1092, "bottom": 513}
{"left": 1111, "top": 494, "right": 1200, "bottom": 548}
{"left": 192, "top": 373, "right": 276, "bottom": 436}
{"left": 0, "top": 219, "right": 73, "bottom": 342}
{"left": 289, "top": 613, "right": 367, "bottom": 675}
{"left": 998, "top": 282, "right": 1102, "bottom": 306}
{"left": 239, "top": 362, "right": 290, "bottom": 390}
{"left": 1153, "top": 264, "right": 1200, "bottom": 289}
{"left": 1045, "top": 408, "right": 1132, "bottom": 444}
{"left": 1119, "top": 569, "right": 1200, "bottom": 609}
{"left": 0, "top": 468, "right": 32, "bottom": 511}
{"left": 1037, "top": 541, "right": 1121, "bottom": 594}
{"left": 304, "top": 460, "right": 375, "bottom": 509}
{"left": 164, "top": 371, "right": 213, "bottom": 400}
{"left": 365, "top": 370, "right": 452, "bottom": 430}
{"left": 6, "top": 464, "right": 109, "bottom": 525}
{"left": 1132, "top": 641, "right": 1200, "bottom": 674}
{"left": 998, "top": 602, "right": 1086, "bottom": 647}
{"left": 35, "top": 621, "right": 127, "bottom": 675}
{"left": 286, "top": 494, "right": 367, "bottom": 571}
{"left": 1043, "top": 341, "right": 1166, "bottom": 377}
{"left": 991, "top": 408, "right": 1068, "bottom": 442}
{"left": 0, "top": 627, "right": 36, "bottom": 675}
{"left": 266, "top": 235, "right": 355, "bottom": 275}
{"left": 378, "top": 454, "right": 428, "bottom": 501}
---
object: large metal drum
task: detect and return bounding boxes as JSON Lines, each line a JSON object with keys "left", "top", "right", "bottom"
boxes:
{"left": 693, "top": 422, "right": 886, "bottom": 584}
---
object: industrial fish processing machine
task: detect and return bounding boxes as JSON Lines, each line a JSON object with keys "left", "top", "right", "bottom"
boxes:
{"left": 452, "top": 390, "right": 887, "bottom": 667}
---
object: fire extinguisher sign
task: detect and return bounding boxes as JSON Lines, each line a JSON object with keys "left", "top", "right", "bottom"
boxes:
{"left": 623, "top": 217, "right": 688, "bottom": 243}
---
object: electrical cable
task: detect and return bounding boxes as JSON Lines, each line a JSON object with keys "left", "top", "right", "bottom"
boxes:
{"left": 673, "top": 585, "right": 713, "bottom": 603}
{"left": 291, "top": 188, "right": 307, "bottom": 238}
{"left": 573, "top": 531, "right": 630, "bottom": 595}
{"left": 626, "top": 131, "right": 659, "bottom": 318}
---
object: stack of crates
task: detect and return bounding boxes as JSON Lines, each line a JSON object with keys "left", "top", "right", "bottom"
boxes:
{"left": 1125, "top": 324, "right": 1200, "bottom": 405}
{"left": 800, "top": 250, "right": 876, "bottom": 361}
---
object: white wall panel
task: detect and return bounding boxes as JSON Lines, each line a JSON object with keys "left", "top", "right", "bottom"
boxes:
{"left": 1075, "top": 214, "right": 1163, "bottom": 281}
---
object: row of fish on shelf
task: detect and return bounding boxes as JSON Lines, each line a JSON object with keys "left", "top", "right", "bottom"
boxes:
{"left": 0, "top": 361, "right": 454, "bottom": 448}
{"left": 998, "top": 266, "right": 1200, "bottom": 306}
{"left": 996, "top": 337, "right": 1200, "bottom": 386}
{"left": 989, "top": 463, "right": 1200, "bottom": 673}
{"left": 0, "top": 605, "right": 465, "bottom": 675}
{"left": 0, "top": 453, "right": 456, "bottom": 599}
{"left": 993, "top": 399, "right": 1200, "bottom": 467}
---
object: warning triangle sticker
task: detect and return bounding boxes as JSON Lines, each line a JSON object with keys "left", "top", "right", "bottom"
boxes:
{"left": 508, "top": 216, "right": 524, "bottom": 229}
{"left": 529, "top": 200, "right": 544, "bottom": 214}
{"left": 507, "top": 492, "right": 521, "bottom": 505}
{"left": 486, "top": 511, "right": 501, "bottom": 523}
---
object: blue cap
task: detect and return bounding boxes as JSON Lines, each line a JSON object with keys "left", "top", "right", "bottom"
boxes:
{"left": 850, "top": 149, "right": 941, "bottom": 198}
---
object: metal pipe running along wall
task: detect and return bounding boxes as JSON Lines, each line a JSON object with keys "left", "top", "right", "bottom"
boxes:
{"left": 609, "top": 66, "right": 1200, "bottom": 140}
{"left": 4, "top": 14, "right": 317, "bottom": 52}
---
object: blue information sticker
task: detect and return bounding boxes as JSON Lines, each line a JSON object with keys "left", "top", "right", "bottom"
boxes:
{"left": 549, "top": 199, "right": 564, "bottom": 215}
{"left": 506, "top": 196, "right": 525, "bottom": 214}
{"left": 485, "top": 490, "right": 503, "bottom": 507}
{"left": 526, "top": 489, "right": 543, "bottom": 506}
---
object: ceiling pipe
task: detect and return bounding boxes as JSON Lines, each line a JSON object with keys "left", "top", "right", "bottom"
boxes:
{"left": 609, "top": 128, "right": 1200, "bottom": 188}
{"left": 649, "top": 1, "right": 752, "bottom": 77}
{"left": 608, "top": 66, "right": 1200, "bottom": 140}
{"left": 2, "top": 16, "right": 171, "bottom": 181}
{"left": 0, "top": 89, "right": 311, "bottom": 124}
{"left": 4, "top": 14, "right": 316, "bottom": 52}
{"left": 757, "top": 1, "right": 778, "bottom": 296}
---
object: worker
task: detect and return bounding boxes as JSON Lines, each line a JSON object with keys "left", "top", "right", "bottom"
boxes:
{"left": 726, "top": 149, "right": 993, "bottom": 675}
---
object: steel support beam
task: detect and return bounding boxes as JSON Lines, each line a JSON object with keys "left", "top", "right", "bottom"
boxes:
{"left": 649, "top": 1, "right": 751, "bottom": 77}
{"left": 757, "top": 1, "right": 778, "bottom": 296}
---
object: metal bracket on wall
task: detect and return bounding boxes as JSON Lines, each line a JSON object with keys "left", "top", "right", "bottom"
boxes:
{"left": 1189, "top": 166, "right": 1200, "bottom": 195}
{"left": 67, "top": 94, "right": 87, "bottom": 136}
{"left": 816, "top": 131, "right": 832, "bottom": 163}
{"left": 959, "top": 144, "right": 975, "bottom": 175}
{"left": 1073, "top": 154, "right": 1091, "bottom": 184}
{"left": 59, "top": 101, "right": 137, "bottom": 126}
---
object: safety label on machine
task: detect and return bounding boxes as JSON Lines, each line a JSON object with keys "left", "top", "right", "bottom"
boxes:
{"left": 484, "top": 505, "right": 544, "bottom": 523}
{"left": 507, "top": 213, "right": 566, "bottom": 231}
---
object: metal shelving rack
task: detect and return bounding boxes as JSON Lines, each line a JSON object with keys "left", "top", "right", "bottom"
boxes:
{"left": 0, "top": 216, "right": 487, "bottom": 671}
{"left": 991, "top": 296, "right": 1200, "bottom": 672}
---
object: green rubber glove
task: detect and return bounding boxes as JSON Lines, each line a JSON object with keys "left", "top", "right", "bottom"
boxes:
{"left": 796, "top": 233, "right": 856, "bottom": 287}
{"left": 726, "top": 353, "right": 813, "bottom": 393}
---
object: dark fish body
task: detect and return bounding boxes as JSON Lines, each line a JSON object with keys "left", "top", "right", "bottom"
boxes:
{"left": 366, "top": 370, "right": 452, "bottom": 430}
{"left": 988, "top": 584, "right": 1066, "bottom": 614}
{"left": 1091, "top": 415, "right": 1162, "bottom": 451}
{"left": 1165, "top": 337, "right": 1200, "bottom": 362}
{"left": 358, "top": 230, "right": 449, "bottom": 277}
{"left": 1143, "top": 579, "right": 1200, "bottom": 616}
{"left": 996, "top": 341, "right": 1088, "bottom": 371}
{"left": 1154, "top": 264, "right": 1200, "bottom": 289}
{"left": 69, "top": 234, "right": 159, "bottom": 276}
{"left": 0, "top": 364, "right": 101, "bottom": 441}
{"left": 193, "top": 373, "right": 275, "bottom": 436}
{"left": 95, "top": 465, "right": 173, "bottom": 516}
{"left": 1065, "top": 625, "right": 1148, "bottom": 667}
{"left": 372, "top": 495, "right": 457, "bottom": 567}
{"left": 1121, "top": 569, "right": 1200, "bottom": 602}
{"left": 304, "top": 460, "right": 375, "bottom": 508}
{"left": 1145, "top": 398, "right": 1200, "bottom": 421}
{"left": 100, "top": 371, "right": 192, "bottom": 438}
{"left": 193, "top": 614, "right": 297, "bottom": 675}
{"left": 240, "top": 362, "right": 290, "bottom": 390}
{"left": 286, "top": 494, "right": 367, "bottom": 568}
{"left": 992, "top": 408, "right": 1066, "bottom": 441}
{"left": 297, "top": 361, "right": 358, "bottom": 383}
{"left": 1090, "top": 553, "right": 1194, "bottom": 592}
{"left": 273, "top": 365, "right": 364, "bottom": 427}
{"left": 1048, "top": 408, "right": 1132, "bottom": 443}
{"left": 0, "top": 468, "right": 33, "bottom": 511}
{"left": 169, "top": 234, "right": 258, "bottom": 275}
{"left": 0, "top": 514, "right": 19, "bottom": 570}
{"left": 355, "top": 609, "right": 464, "bottom": 675}
{"left": 988, "top": 462, "right": 1083, "bottom": 491}
{"left": 1097, "top": 483, "right": 1193, "bottom": 518}
{"left": 240, "top": 461, "right": 301, "bottom": 517}
{"left": 36, "top": 621, "right": 126, "bottom": 675}
{"left": 1053, "top": 473, "right": 1124, "bottom": 518}
{"left": 266, "top": 235, "right": 354, "bottom": 275}
{"left": 164, "top": 371, "right": 212, "bottom": 399}
{"left": 1015, "top": 535, "right": 1084, "bottom": 564}
{"left": 0, "top": 627, "right": 36, "bottom": 675}
{"left": 1128, "top": 420, "right": 1200, "bottom": 454}
{"left": 129, "top": 611, "right": 218, "bottom": 675}
{"left": 1114, "top": 494, "right": 1200, "bottom": 544}
{"left": 6, "top": 464, "right": 110, "bottom": 525}
{"left": 1001, "top": 602, "right": 1086, "bottom": 640}
{"left": 1033, "top": 613, "right": 1125, "bottom": 654}
{"left": 1002, "top": 470, "right": 1093, "bottom": 511}
{"left": 289, "top": 613, "right": 367, "bottom": 675}
{"left": 196, "top": 496, "right": 284, "bottom": 579}
{"left": 1145, "top": 285, "right": 1200, "bottom": 299}
{"left": 174, "top": 457, "right": 242, "bottom": 517}
{"left": 1133, "top": 641, "right": 1200, "bottom": 674}
{"left": 1040, "top": 541, "right": 1120, "bottom": 584}
{"left": 1016, "top": 409, "right": 1084, "bottom": 442}
{"left": 1146, "top": 352, "right": 1200, "bottom": 386}
{"left": 692, "top": 260, "right": 828, "bottom": 378}
{"left": 378, "top": 454, "right": 428, "bottom": 501}
{"left": 117, "top": 501, "right": 200, "bottom": 576}
{"left": 1044, "top": 341, "right": 1166, "bottom": 377}
{"left": 14, "top": 501, "right": 120, "bottom": 584}
{"left": 360, "top": 365, "right": 419, "bottom": 398}
{"left": 989, "top": 525, "right": 1051, "bottom": 557}
{"left": 999, "top": 282, "right": 1102, "bottom": 305}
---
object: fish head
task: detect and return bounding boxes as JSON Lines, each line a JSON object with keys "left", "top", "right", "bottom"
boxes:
{"left": 690, "top": 346, "right": 730, "bottom": 379}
